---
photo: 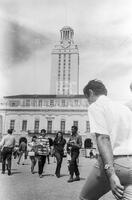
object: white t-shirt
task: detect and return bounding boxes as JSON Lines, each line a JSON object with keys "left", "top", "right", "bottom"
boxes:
{"left": 0, "top": 134, "right": 16, "bottom": 148}
{"left": 88, "top": 95, "right": 132, "bottom": 155}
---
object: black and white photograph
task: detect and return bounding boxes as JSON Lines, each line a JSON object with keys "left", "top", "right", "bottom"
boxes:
{"left": 0, "top": 0, "right": 132, "bottom": 200}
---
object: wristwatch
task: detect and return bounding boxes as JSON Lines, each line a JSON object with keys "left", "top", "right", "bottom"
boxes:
{"left": 104, "top": 164, "right": 112, "bottom": 170}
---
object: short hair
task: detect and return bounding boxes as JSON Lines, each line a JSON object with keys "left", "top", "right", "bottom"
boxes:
{"left": 32, "top": 135, "right": 37, "bottom": 141}
{"left": 57, "top": 131, "right": 63, "bottom": 135}
{"left": 32, "top": 135, "right": 37, "bottom": 139}
{"left": 8, "top": 129, "right": 13, "bottom": 134}
{"left": 40, "top": 129, "right": 46, "bottom": 133}
{"left": 55, "top": 131, "right": 63, "bottom": 139}
{"left": 71, "top": 126, "right": 78, "bottom": 131}
{"left": 83, "top": 79, "right": 107, "bottom": 97}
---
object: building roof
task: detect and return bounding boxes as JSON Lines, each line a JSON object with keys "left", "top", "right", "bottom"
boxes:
{"left": 4, "top": 94, "right": 85, "bottom": 99}
{"left": 60, "top": 26, "right": 74, "bottom": 31}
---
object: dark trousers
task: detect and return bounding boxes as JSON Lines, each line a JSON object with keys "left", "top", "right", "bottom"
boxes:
{"left": 69, "top": 151, "right": 79, "bottom": 177}
{"left": 47, "top": 155, "right": 50, "bottom": 164}
{"left": 17, "top": 151, "right": 27, "bottom": 164}
{"left": 1, "top": 147, "right": 12, "bottom": 172}
{"left": 54, "top": 152, "right": 63, "bottom": 176}
{"left": 30, "top": 156, "right": 37, "bottom": 172}
{"left": 37, "top": 155, "right": 46, "bottom": 175}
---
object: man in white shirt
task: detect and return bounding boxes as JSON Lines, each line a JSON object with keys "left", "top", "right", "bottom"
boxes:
{"left": 80, "top": 79, "right": 132, "bottom": 200}
{"left": 0, "top": 129, "right": 16, "bottom": 175}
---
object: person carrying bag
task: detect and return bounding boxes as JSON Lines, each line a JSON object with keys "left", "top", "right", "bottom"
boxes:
{"left": 28, "top": 135, "right": 38, "bottom": 174}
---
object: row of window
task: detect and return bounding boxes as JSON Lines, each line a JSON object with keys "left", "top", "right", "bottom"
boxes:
{"left": 9, "top": 99, "right": 88, "bottom": 107}
{"left": 9, "top": 120, "right": 90, "bottom": 133}
{"left": 58, "top": 53, "right": 71, "bottom": 60}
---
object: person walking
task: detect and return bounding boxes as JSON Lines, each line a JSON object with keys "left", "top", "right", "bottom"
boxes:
{"left": 46, "top": 137, "right": 53, "bottom": 164}
{"left": 28, "top": 135, "right": 38, "bottom": 174}
{"left": 53, "top": 131, "right": 66, "bottom": 178}
{"left": 0, "top": 129, "right": 16, "bottom": 175}
{"left": 67, "top": 126, "right": 82, "bottom": 183}
{"left": 80, "top": 79, "right": 132, "bottom": 200}
{"left": 17, "top": 138, "right": 27, "bottom": 165}
{"left": 37, "top": 129, "right": 50, "bottom": 178}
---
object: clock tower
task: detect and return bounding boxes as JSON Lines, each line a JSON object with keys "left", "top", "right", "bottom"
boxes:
{"left": 60, "top": 26, "right": 74, "bottom": 48}
{"left": 50, "top": 26, "right": 79, "bottom": 95}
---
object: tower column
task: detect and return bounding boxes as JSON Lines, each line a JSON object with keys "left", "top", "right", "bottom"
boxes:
{"left": 50, "top": 26, "right": 79, "bottom": 95}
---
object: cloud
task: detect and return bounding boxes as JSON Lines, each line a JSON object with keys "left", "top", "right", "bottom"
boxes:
{"left": 4, "top": 21, "right": 53, "bottom": 66}
{"left": 0, "top": 0, "right": 132, "bottom": 101}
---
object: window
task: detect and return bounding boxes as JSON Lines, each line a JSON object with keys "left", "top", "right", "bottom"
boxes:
{"left": 10, "top": 120, "right": 15, "bottom": 130}
{"left": 38, "top": 100, "right": 42, "bottom": 107}
{"left": 75, "top": 99, "right": 78, "bottom": 106}
{"left": 45, "top": 100, "right": 50, "bottom": 106}
{"left": 47, "top": 120, "right": 52, "bottom": 133}
{"left": 50, "top": 99, "right": 54, "bottom": 107}
{"left": 86, "top": 121, "right": 90, "bottom": 132}
{"left": 22, "top": 100, "right": 26, "bottom": 107}
{"left": 34, "top": 120, "right": 39, "bottom": 133}
{"left": 11, "top": 102, "right": 16, "bottom": 107}
{"left": 62, "top": 99, "right": 65, "bottom": 106}
{"left": 73, "top": 121, "right": 78, "bottom": 129}
{"left": 32, "top": 99, "right": 37, "bottom": 107}
{"left": 26, "top": 99, "right": 30, "bottom": 106}
{"left": 22, "top": 120, "right": 27, "bottom": 131}
{"left": 9, "top": 100, "right": 19, "bottom": 107}
{"left": 60, "top": 120, "right": 65, "bottom": 133}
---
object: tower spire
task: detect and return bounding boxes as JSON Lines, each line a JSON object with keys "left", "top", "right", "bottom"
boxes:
{"left": 60, "top": 26, "right": 74, "bottom": 43}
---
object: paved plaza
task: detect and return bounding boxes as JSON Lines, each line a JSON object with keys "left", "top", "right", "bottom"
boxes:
{"left": 0, "top": 156, "right": 115, "bottom": 200}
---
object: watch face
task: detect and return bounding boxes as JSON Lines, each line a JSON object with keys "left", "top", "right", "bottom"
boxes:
{"left": 62, "top": 40, "right": 70, "bottom": 48}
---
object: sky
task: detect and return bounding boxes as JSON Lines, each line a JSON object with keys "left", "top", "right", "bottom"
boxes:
{"left": 0, "top": 0, "right": 132, "bottom": 102}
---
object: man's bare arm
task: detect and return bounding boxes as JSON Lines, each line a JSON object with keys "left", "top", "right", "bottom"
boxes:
{"left": 96, "top": 133, "right": 124, "bottom": 199}
{"left": 96, "top": 134, "right": 114, "bottom": 177}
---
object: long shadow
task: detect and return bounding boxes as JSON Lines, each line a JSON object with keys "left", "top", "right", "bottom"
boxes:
{"left": 11, "top": 168, "right": 18, "bottom": 171}
{"left": 59, "top": 174, "right": 69, "bottom": 177}
{"left": 67, "top": 177, "right": 86, "bottom": 183}
{"left": 11, "top": 171, "right": 22, "bottom": 175}
{"left": 80, "top": 177, "right": 86, "bottom": 181}
{"left": 42, "top": 173, "right": 55, "bottom": 177}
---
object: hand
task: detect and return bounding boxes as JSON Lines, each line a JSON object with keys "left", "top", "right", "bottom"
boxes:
{"left": 68, "top": 142, "right": 74, "bottom": 146}
{"left": 109, "top": 173, "right": 124, "bottom": 199}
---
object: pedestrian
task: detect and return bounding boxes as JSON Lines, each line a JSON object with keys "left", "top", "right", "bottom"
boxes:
{"left": 0, "top": 129, "right": 16, "bottom": 175}
{"left": 17, "top": 138, "right": 27, "bottom": 165}
{"left": 80, "top": 79, "right": 132, "bottom": 200}
{"left": 89, "top": 149, "right": 94, "bottom": 159}
{"left": 13, "top": 144, "right": 19, "bottom": 159}
{"left": 66, "top": 151, "right": 71, "bottom": 173}
{"left": 37, "top": 129, "right": 50, "bottom": 178}
{"left": 28, "top": 135, "right": 38, "bottom": 174}
{"left": 47, "top": 137, "right": 53, "bottom": 164}
{"left": 67, "top": 126, "right": 82, "bottom": 183}
{"left": 53, "top": 131, "right": 66, "bottom": 178}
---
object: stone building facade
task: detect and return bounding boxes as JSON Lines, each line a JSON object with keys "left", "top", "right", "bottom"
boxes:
{"left": 0, "top": 95, "right": 91, "bottom": 143}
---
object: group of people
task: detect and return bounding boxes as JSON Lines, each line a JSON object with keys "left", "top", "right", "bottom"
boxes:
{"left": 28, "top": 126, "right": 82, "bottom": 181}
{"left": 0, "top": 125, "right": 82, "bottom": 182}
{"left": 1, "top": 79, "right": 132, "bottom": 200}
{"left": 28, "top": 129, "right": 51, "bottom": 178}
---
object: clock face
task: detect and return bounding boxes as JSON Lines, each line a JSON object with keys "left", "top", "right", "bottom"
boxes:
{"left": 61, "top": 40, "right": 71, "bottom": 48}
